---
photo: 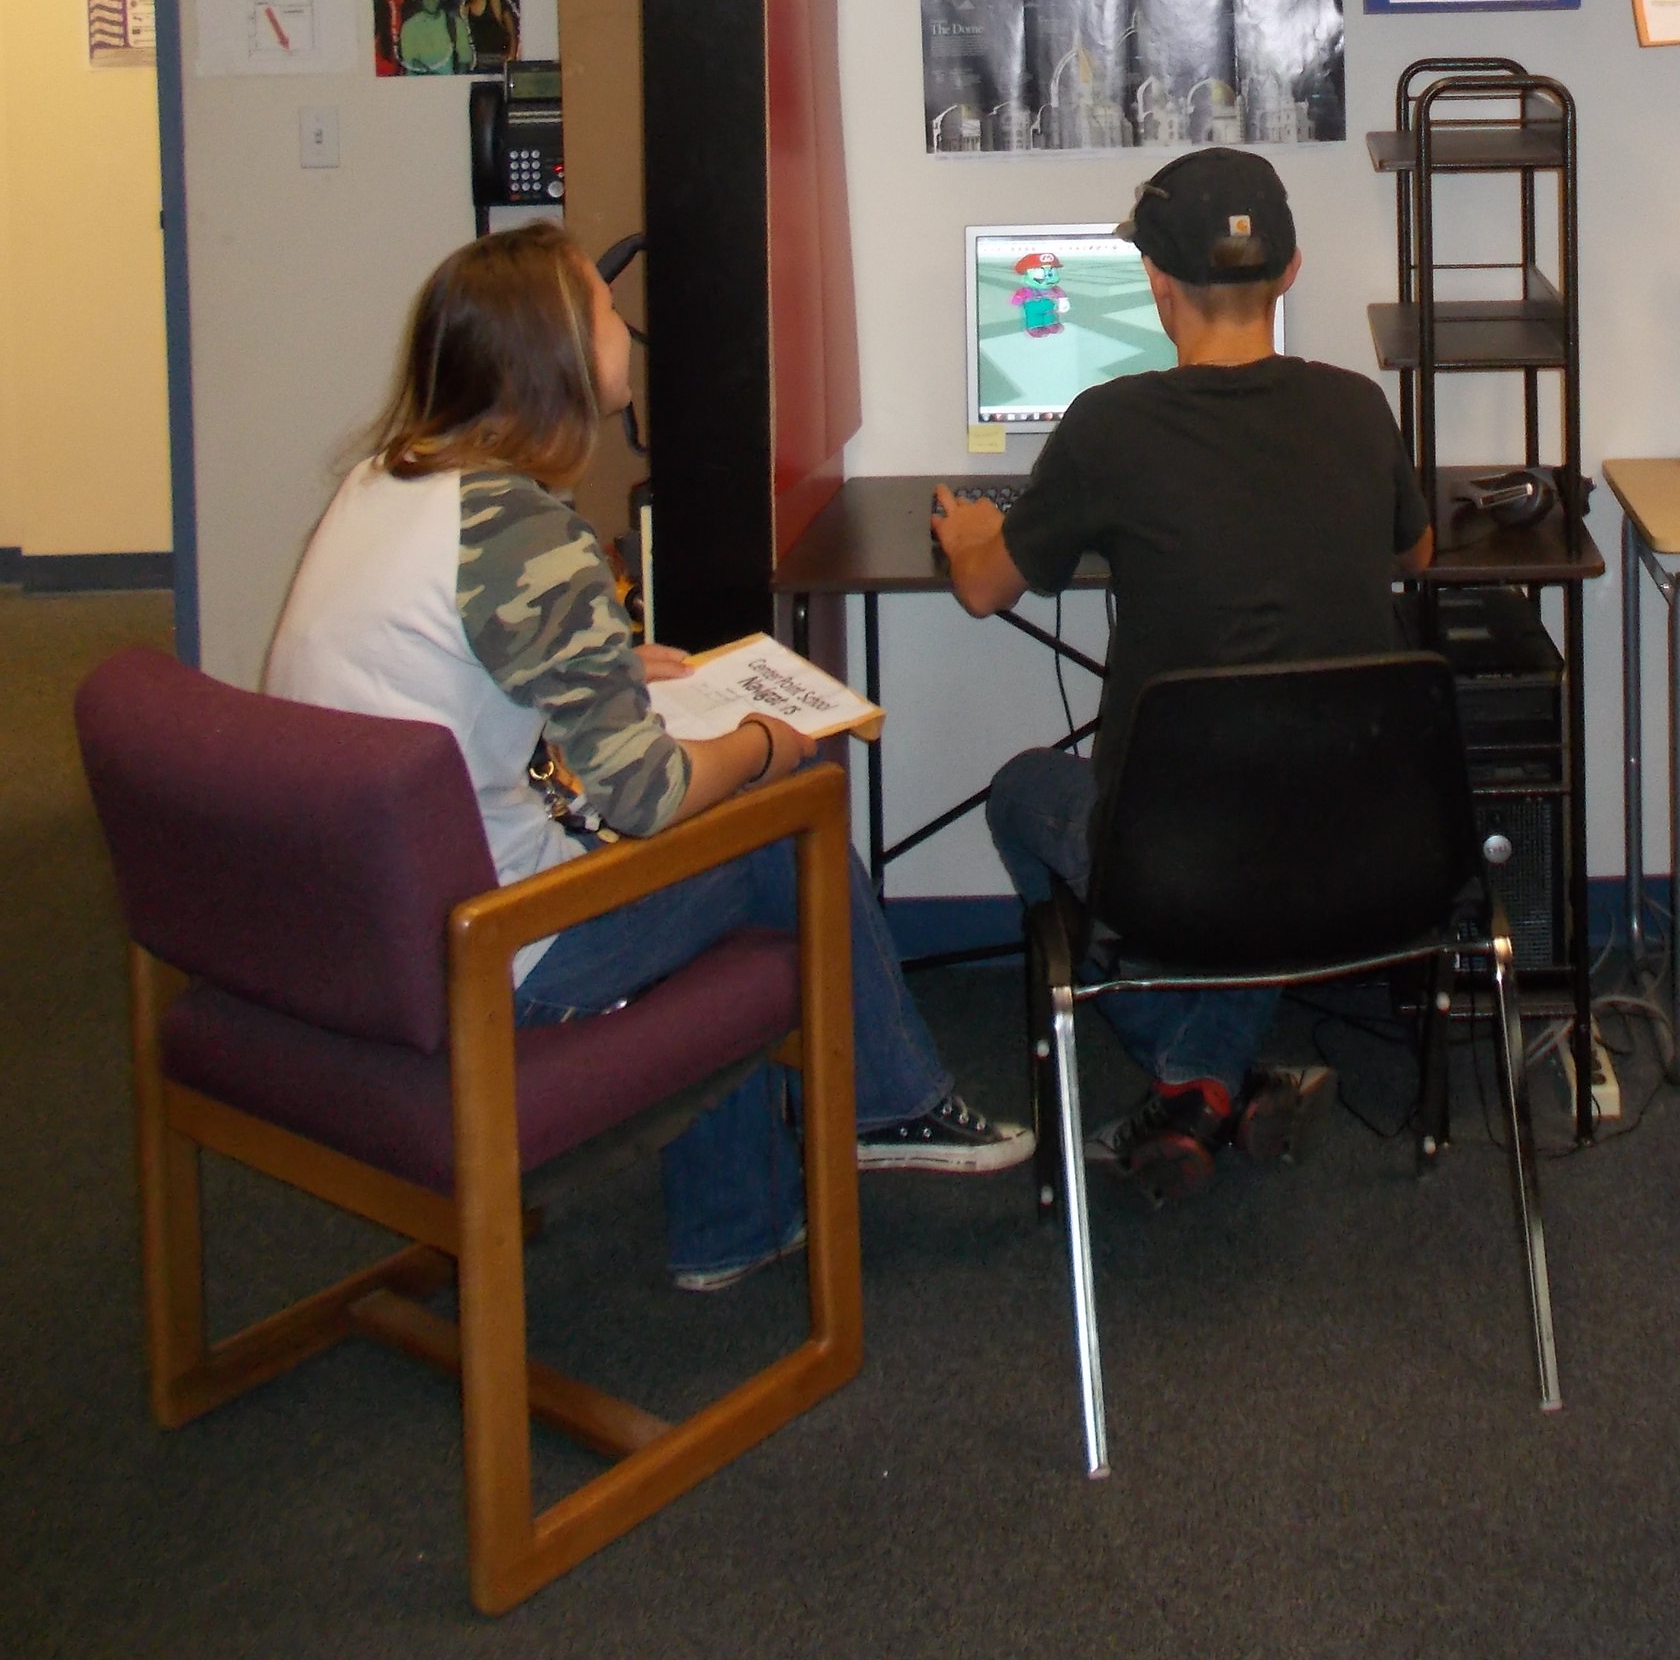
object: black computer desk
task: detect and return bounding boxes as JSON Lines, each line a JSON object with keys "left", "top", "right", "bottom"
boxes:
{"left": 771, "top": 475, "right": 1108, "bottom": 945}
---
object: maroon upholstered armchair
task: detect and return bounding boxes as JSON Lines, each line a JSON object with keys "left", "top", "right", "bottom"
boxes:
{"left": 75, "top": 646, "right": 862, "bottom": 1614}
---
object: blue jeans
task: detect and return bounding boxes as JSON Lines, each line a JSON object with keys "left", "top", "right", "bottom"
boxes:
{"left": 515, "top": 836, "right": 951, "bottom": 1279}
{"left": 986, "top": 748, "right": 1277, "bottom": 1099}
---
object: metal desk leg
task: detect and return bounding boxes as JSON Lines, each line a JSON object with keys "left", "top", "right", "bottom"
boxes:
{"left": 1624, "top": 517, "right": 1646, "bottom": 962}
{"left": 1567, "top": 584, "right": 1593, "bottom": 1145}
{"left": 1669, "top": 577, "right": 1680, "bottom": 1034}
{"left": 865, "top": 592, "right": 884, "bottom": 897}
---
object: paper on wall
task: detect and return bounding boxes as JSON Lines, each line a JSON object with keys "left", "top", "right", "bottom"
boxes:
{"left": 196, "top": 0, "right": 356, "bottom": 75}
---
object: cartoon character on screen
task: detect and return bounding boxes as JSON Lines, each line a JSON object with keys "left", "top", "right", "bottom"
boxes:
{"left": 1011, "top": 252, "right": 1069, "bottom": 338}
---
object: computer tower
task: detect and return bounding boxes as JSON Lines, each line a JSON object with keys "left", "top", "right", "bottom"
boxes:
{"left": 1400, "top": 586, "right": 1568, "bottom": 974}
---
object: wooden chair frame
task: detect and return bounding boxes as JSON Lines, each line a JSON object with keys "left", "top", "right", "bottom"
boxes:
{"left": 129, "top": 764, "right": 863, "bottom": 1614}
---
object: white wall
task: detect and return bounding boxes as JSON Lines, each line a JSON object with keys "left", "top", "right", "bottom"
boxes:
{"left": 179, "top": 4, "right": 558, "bottom": 690}
{"left": 180, "top": 1, "right": 1680, "bottom": 891}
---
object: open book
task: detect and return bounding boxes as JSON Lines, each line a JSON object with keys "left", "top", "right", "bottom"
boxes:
{"left": 647, "top": 633, "right": 884, "bottom": 742}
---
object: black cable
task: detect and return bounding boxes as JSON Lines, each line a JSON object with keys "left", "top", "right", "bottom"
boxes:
{"left": 1464, "top": 980, "right": 1507, "bottom": 1151}
{"left": 1053, "top": 592, "right": 1078, "bottom": 756}
{"left": 1307, "top": 1012, "right": 1418, "bottom": 1140}
{"left": 1284, "top": 987, "right": 1420, "bottom": 1048}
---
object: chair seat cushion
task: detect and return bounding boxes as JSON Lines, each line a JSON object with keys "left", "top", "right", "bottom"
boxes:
{"left": 160, "top": 928, "right": 800, "bottom": 1193}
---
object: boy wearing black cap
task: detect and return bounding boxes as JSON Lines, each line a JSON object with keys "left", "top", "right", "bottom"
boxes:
{"left": 933, "top": 147, "right": 1432, "bottom": 1208}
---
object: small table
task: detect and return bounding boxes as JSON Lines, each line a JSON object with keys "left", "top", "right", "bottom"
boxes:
{"left": 773, "top": 475, "right": 1107, "bottom": 901}
{"left": 1607, "top": 458, "right": 1680, "bottom": 1015}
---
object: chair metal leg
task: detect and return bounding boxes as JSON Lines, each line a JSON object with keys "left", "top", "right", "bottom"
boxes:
{"left": 1416, "top": 950, "right": 1454, "bottom": 1171}
{"left": 1029, "top": 903, "right": 1110, "bottom": 1478}
{"left": 1049, "top": 979, "right": 1110, "bottom": 1478}
{"left": 1025, "top": 904, "right": 1060, "bottom": 1218}
{"left": 1490, "top": 916, "right": 1563, "bottom": 1412}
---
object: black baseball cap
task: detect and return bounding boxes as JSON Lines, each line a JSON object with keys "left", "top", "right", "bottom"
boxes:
{"left": 1115, "top": 148, "right": 1296, "bottom": 286}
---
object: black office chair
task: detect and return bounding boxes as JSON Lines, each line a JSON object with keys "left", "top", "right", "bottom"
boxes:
{"left": 1025, "top": 652, "right": 1561, "bottom": 1478}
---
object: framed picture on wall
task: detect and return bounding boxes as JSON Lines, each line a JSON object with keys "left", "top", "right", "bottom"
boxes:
{"left": 1633, "top": 0, "right": 1680, "bottom": 43}
{"left": 920, "top": 0, "right": 1347, "bottom": 153}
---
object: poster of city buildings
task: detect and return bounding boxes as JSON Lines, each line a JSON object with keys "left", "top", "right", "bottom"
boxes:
{"left": 922, "top": 0, "right": 1345, "bottom": 153}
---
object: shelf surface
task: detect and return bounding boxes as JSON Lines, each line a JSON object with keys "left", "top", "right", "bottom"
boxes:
{"left": 1369, "top": 302, "right": 1566, "bottom": 370}
{"left": 1367, "top": 125, "right": 1566, "bottom": 173}
{"left": 1426, "top": 467, "right": 1603, "bottom": 583}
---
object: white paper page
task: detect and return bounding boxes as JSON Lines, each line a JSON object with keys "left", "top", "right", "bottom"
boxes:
{"left": 648, "top": 636, "right": 879, "bottom": 740}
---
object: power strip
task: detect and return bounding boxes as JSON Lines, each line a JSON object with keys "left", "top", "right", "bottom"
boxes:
{"left": 1555, "top": 1019, "right": 1622, "bottom": 1121}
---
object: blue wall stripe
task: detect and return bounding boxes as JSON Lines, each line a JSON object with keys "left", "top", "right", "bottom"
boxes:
{"left": 154, "top": 0, "right": 199, "bottom": 665}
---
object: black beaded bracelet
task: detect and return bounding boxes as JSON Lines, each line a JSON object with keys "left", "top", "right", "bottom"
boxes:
{"left": 742, "top": 715, "right": 775, "bottom": 783}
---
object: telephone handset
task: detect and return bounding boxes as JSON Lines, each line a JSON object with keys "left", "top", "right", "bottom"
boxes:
{"left": 469, "top": 59, "right": 563, "bottom": 236}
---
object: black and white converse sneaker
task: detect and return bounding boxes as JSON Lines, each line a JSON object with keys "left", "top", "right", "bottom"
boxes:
{"left": 857, "top": 1095, "right": 1035, "bottom": 1174}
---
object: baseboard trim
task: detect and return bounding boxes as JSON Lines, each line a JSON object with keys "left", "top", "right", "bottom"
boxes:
{"left": 1592, "top": 874, "right": 1670, "bottom": 952}
{"left": 882, "top": 897, "right": 1023, "bottom": 963}
{"left": 2, "top": 550, "right": 173, "bottom": 593}
{"left": 883, "top": 879, "right": 1669, "bottom": 965}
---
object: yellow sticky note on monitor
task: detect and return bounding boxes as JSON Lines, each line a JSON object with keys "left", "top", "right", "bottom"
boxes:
{"left": 967, "top": 424, "right": 1006, "bottom": 455}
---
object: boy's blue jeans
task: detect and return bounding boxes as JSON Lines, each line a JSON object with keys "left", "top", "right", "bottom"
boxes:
{"left": 514, "top": 837, "right": 951, "bottom": 1280}
{"left": 986, "top": 748, "right": 1278, "bottom": 1100}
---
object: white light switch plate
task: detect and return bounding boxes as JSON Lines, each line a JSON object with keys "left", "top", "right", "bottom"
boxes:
{"left": 300, "top": 107, "right": 339, "bottom": 169}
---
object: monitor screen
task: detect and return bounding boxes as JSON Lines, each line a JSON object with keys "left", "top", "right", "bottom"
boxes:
{"left": 963, "top": 223, "right": 1287, "bottom": 434}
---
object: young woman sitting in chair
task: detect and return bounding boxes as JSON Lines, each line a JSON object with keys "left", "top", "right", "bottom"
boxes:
{"left": 266, "top": 221, "right": 1032, "bottom": 1291}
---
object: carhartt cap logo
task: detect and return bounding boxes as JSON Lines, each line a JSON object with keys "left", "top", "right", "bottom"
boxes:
{"left": 1116, "top": 149, "right": 1296, "bottom": 285}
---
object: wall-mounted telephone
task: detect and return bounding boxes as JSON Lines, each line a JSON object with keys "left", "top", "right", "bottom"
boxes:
{"left": 469, "top": 60, "right": 563, "bottom": 236}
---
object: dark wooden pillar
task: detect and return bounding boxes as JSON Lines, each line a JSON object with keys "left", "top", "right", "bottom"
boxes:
{"left": 642, "top": 0, "right": 860, "bottom": 651}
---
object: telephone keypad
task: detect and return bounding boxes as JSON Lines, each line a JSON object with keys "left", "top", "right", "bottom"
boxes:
{"left": 505, "top": 147, "right": 561, "bottom": 203}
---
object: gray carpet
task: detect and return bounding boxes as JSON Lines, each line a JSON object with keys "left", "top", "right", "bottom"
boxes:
{"left": 6, "top": 588, "right": 1680, "bottom": 1658}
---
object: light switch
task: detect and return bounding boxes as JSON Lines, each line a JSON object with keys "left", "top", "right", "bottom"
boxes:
{"left": 300, "top": 106, "right": 339, "bottom": 169}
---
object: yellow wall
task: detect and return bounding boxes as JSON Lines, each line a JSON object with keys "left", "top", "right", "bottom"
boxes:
{"left": 0, "top": 2, "right": 170, "bottom": 556}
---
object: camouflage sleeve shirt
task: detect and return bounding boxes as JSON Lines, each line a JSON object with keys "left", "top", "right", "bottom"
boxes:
{"left": 455, "top": 470, "right": 690, "bottom": 837}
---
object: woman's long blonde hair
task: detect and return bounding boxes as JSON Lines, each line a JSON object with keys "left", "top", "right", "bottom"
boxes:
{"left": 369, "top": 220, "right": 602, "bottom": 487}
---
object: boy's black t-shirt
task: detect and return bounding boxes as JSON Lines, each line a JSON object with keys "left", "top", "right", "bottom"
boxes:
{"left": 1001, "top": 354, "right": 1431, "bottom": 800}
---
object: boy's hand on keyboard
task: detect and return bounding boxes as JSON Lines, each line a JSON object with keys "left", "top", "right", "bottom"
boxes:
{"left": 930, "top": 483, "right": 1006, "bottom": 564}
{"left": 930, "top": 483, "right": 1029, "bottom": 617}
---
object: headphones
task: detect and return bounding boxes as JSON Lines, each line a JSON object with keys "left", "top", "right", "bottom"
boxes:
{"left": 596, "top": 234, "right": 648, "bottom": 456}
{"left": 1455, "top": 468, "right": 1557, "bottom": 530}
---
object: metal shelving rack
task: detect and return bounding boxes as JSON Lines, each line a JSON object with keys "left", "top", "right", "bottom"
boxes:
{"left": 1368, "top": 58, "right": 1603, "bottom": 1143}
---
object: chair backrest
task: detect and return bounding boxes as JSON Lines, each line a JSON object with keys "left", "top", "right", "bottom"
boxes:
{"left": 1086, "top": 652, "right": 1483, "bottom": 977}
{"left": 75, "top": 646, "right": 499, "bottom": 1053}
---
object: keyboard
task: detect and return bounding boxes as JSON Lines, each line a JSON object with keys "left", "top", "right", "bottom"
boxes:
{"left": 932, "top": 480, "right": 1028, "bottom": 517}
{"left": 930, "top": 480, "right": 1029, "bottom": 555}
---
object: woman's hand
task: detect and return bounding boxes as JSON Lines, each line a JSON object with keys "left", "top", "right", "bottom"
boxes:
{"left": 634, "top": 642, "right": 693, "bottom": 683}
{"left": 668, "top": 713, "right": 816, "bottom": 823}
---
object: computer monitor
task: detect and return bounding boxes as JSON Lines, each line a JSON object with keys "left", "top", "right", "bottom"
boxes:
{"left": 964, "top": 223, "right": 1288, "bottom": 434}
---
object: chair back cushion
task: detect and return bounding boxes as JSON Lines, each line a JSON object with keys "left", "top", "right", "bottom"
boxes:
{"left": 75, "top": 647, "right": 498, "bottom": 1052}
{"left": 1086, "top": 652, "right": 1482, "bottom": 976}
